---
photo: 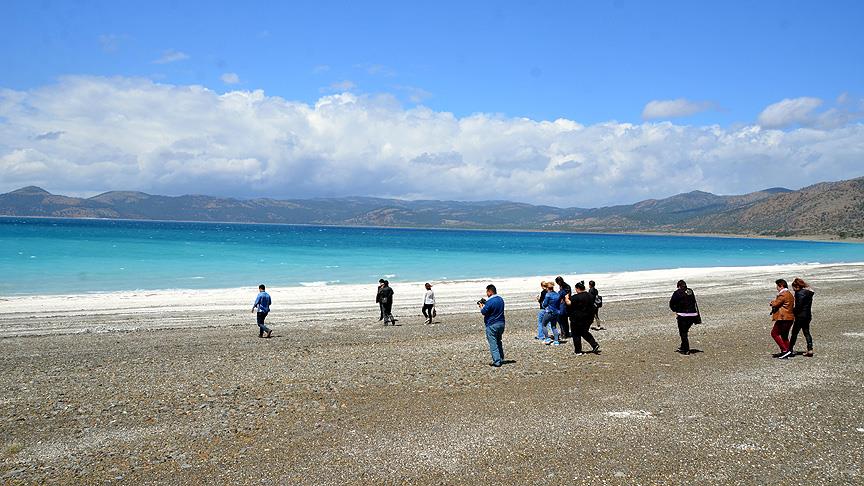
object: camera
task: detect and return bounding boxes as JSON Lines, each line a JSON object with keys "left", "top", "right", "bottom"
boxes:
{"left": 477, "top": 298, "right": 487, "bottom": 306}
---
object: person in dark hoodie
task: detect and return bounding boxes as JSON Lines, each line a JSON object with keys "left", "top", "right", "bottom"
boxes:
{"left": 565, "top": 281, "right": 601, "bottom": 356}
{"left": 669, "top": 280, "right": 700, "bottom": 355}
{"left": 555, "top": 276, "right": 572, "bottom": 338}
{"left": 789, "top": 277, "right": 815, "bottom": 357}
{"left": 379, "top": 280, "right": 396, "bottom": 326}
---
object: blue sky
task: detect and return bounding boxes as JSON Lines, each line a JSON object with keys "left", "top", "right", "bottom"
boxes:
{"left": 0, "top": 0, "right": 863, "bottom": 204}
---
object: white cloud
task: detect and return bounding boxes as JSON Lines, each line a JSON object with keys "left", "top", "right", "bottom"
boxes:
{"left": 321, "top": 80, "right": 355, "bottom": 92}
{"left": 642, "top": 98, "right": 714, "bottom": 120}
{"left": 153, "top": 49, "right": 190, "bottom": 64}
{"left": 757, "top": 97, "right": 823, "bottom": 128}
{"left": 220, "top": 73, "right": 240, "bottom": 85}
{"left": 0, "top": 76, "right": 862, "bottom": 206}
{"left": 757, "top": 96, "right": 863, "bottom": 129}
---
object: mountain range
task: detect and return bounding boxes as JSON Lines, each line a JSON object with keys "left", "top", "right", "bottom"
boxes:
{"left": 2, "top": 176, "right": 863, "bottom": 239}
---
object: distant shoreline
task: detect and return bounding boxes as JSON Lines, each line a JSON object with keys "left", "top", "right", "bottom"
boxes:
{"left": 3, "top": 214, "right": 863, "bottom": 244}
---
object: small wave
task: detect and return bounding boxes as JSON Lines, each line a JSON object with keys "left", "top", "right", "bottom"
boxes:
{"left": 299, "top": 280, "right": 340, "bottom": 287}
{"left": 325, "top": 265, "right": 340, "bottom": 268}
{"left": 188, "top": 276, "right": 206, "bottom": 280}
{"left": 383, "top": 274, "right": 397, "bottom": 278}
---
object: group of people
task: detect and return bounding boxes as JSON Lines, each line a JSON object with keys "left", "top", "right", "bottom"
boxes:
{"left": 769, "top": 277, "right": 815, "bottom": 359}
{"left": 534, "top": 277, "right": 604, "bottom": 356}
{"left": 249, "top": 275, "right": 817, "bottom": 367}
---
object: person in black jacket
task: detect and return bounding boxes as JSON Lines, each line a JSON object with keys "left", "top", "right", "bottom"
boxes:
{"left": 375, "top": 279, "right": 386, "bottom": 320}
{"left": 379, "top": 280, "right": 396, "bottom": 326}
{"left": 789, "top": 277, "right": 815, "bottom": 357}
{"left": 669, "top": 280, "right": 700, "bottom": 355}
{"left": 555, "top": 276, "right": 572, "bottom": 338}
{"left": 565, "top": 281, "right": 600, "bottom": 355}
{"left": 588, "top": 280, "right": 604, "bottom": 330}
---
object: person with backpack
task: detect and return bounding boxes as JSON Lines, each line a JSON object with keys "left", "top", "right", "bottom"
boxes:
{"left": 565, "top": 281, "right": 601, "bottom": 355}
{"left": 588, "top": 280, "right": 604, "bottom": 330}
{"left": 380, "top": 280, "right": 397, "bottom": 326}
{"left": 252, "top": 284, "right": 272, "bottom": 338}
{"left": 789, "top": 277, "right": 815, "bottom": 357}
{"left": 669, "top": 280, "right": 701, "bottom": 355}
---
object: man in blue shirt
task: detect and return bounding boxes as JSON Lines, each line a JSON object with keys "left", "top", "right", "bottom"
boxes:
{"left": 252, "top": 284, "right": 272, "bottom": 338}
{"left": 479, "top": 284, "right": 506, "bottom": 367}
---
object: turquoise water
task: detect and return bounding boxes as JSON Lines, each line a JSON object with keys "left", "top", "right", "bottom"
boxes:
{"left": 2, "top": 217, "right": 863, "bottom": 296}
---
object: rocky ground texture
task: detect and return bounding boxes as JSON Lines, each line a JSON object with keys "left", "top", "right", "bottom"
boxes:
{"left": 1, "top": 274, "right": 863, "bottom": 484}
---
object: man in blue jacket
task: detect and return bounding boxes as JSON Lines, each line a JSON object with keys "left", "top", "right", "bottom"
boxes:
{"left": 479, "top": 284, "right": 506, "bottom": 367}
{"left": 252, "top": 284, "right": 272, "bottom": 338}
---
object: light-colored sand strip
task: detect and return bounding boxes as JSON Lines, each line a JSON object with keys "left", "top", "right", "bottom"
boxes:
{"left": 1, "top": 262, "right": 861, "bottom": 337}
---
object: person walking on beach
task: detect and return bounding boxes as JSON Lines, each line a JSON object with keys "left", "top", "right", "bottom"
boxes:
{"left": 789, "top": 277, "right": 815, "bottom": 357}
{"left": 479, "top": 284, "right": 506, "bottom": 367}
{"left": 669, "top": 280, "right": 700, "bottom": 355}
{"left": 770, "top": 279, "right": 795, "bottom": 359}
{"left": 380, "top": 280, "right": 396, "bottom": 325}
{"left": 536, "top": 281, "right": 549, "bottom": 340}
{"left": 252, "top": 284, "right": 272, "bottom": 338}
{"left": 422, "top": 282, "right": 435, "bottom": 324}
{"left": 555, "top": 276, "right": 572, "bottom": 338}
{"left": 588, "top": 280, "right": 605, "bottom": 330}
{"left": 376, "top": 279, "right": 386, "bottom": 321}
{"left": 541, "top": 282, "right": 562, "bottom": 346}
{"left": 565, "top": 281, "right": 601, "bottom": 355}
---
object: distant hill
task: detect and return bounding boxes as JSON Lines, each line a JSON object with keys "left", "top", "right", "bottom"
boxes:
{"left": 2, "top": 177, "right": 863, "bottom": 239}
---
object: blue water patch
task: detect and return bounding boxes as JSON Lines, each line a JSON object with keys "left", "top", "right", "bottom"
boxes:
{"left": 1, "top": 217, "right": 863, "bottom": 295}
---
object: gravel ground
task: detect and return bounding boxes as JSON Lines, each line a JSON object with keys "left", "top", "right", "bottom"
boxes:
{"left": 1, "top": 273, "right": 863, "bottom": 484}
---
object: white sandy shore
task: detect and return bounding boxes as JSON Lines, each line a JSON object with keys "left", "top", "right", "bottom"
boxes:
{"left": 1, "top": 262, "right": 862, "bottom": 337}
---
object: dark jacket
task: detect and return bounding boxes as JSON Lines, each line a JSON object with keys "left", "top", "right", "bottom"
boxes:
{"left": 558, "top": 283, "right": 572, "bottom": 308}
{"left": 567, "top": 291, "right": 595, "bottom": 323}
{"left": 538, "top": 289, "right": 548, "bottom": 309}
{"left": 669, "top": 287, "right": 698, "bottom": 314}
{"left": 793, "top": 288, "right": 814, "bottom": 319}
{"left": 379, "top": 286, "right": 394, "bottom": 305}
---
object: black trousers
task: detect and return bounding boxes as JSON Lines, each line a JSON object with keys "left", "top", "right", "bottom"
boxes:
{"left": 422, "top": 304, "right": 434, "bottom": 320}
{"left": 558, "top": 312, "right": 571, "bottom": 337}
{"left": 382, "top": 302, "right": 395, "bottom": 324}
{"left": 677, "top": 316, "right": 697, "bottom": 351}
{"left": 571, "top": 317, "right": 598, "bottom": 353}
{"left": 378, "top": 302, "right": 385, "bottom": 319}
{"left": 790, "top": 316, "right": 813, "bottom": 351}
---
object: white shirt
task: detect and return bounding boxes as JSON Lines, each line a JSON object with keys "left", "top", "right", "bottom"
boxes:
{"left": 424, "top": 290, "right": 435, "bottom": 305}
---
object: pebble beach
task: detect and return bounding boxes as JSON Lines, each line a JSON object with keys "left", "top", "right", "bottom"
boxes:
{"left": 1, "top": 263, "right": 863, "bottom": 484}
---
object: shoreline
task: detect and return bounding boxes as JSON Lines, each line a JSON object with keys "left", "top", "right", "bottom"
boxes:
{"left": 2, "top": 261, "right": 862, "bottom": 338}
{"left": 4, "top": 214, "right": 863, "bottom": 243}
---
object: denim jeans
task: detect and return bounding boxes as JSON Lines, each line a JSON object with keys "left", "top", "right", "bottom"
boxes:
{"left": 486, "top": 321, "right": 505, "bottom": 364}
{"left": 536, "top": 310, "right": 547, "bottom": 339}
{"left": 256, "top": 312, "right": 270, "bottom": 334}
{"left": 541, "top": 311, "right": 560, "bottom": 341}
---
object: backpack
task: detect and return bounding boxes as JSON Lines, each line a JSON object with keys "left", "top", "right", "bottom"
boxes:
{"left": 594, "top": 294, "right": 603, "bottom": 308}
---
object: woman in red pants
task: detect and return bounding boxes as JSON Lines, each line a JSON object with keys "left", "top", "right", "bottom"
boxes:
{"left": 770, "top": 279, "right": 795, "bottom": 359}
